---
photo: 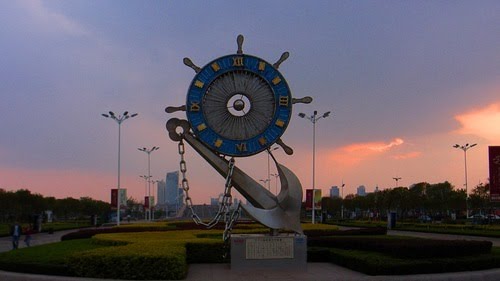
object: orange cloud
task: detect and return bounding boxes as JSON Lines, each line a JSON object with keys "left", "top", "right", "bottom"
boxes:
{"left": 455, "top": 103, "right": 500, "bottom": 141}
{"left": 328, "top": 138, "right": 405, "bottom": 166}
{"left": 392, "top": 151, "right": 422, "bottom": 160}
{"left": 343, "top": 138, "right": 404, "bottom": 153}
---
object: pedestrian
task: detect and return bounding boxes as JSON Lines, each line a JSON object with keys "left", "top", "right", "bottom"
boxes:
{"left": 10, "top": 222, "right": 22, "bottom": 250}
{"left": 23, "top": 225, "right": 33, "bottom": 247}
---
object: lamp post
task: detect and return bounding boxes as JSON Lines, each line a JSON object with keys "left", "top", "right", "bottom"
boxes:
{"left": 102, "top": 111, "right": 138, "bottom": 225}
{"left": 298, "top": 110, "right": 331, "bottom": 224}
{"left": 266, "top": 147, "right": 279, "bottom": 191}
{"left": 341, "top": 181, "right": 345, "bottom": 219}
{"left": 453, "top": 143, "right": 477, "bottom": 218}
{"left": 139, "top": 175, "right": 150, "bottom": 220}
{"left": 270, "top": 173, "right": 279, "bottom": 194}
{"left": 138, "top": 146, "right": 159, "bottom": 221}
{"left": 393, "top": 177, "right": 402, "bottom": 188}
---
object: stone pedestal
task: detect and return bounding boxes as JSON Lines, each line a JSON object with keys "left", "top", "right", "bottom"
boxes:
{"left": 230, "top": 234, "right": 307, "bottom": 271}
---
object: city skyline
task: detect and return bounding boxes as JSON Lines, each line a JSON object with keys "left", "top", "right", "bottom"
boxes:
{"left": 1, "top": 1, "right": 499, "bottom": 204}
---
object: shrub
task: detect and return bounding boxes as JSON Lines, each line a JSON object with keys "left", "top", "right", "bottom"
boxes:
{"left": 185, "top": 241, "right": 227, "bottom": 263}
{"left": 309, "top": 236, "right": 492, "bottom": 258}
{"left": 307, "top": 247, "right": 330, "bottom": 262}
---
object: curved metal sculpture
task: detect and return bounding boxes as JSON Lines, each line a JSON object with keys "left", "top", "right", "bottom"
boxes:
{"left": 165, "top": 35, "right": 311, "bottom": 235}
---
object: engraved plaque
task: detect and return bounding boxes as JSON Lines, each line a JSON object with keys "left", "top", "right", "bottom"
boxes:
{"left": 245, "top": 237, "right": 294, "bottom": 259}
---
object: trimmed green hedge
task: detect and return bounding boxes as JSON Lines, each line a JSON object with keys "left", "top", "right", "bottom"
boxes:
{"left": 309, "top": 236, "right": 492, "bottom": 258}
{"left": 329, "top": 247, "right": 500, "bottom": 275}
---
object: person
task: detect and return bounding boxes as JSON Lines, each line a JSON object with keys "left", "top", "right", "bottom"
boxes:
{"left": 23, "top": 225, "right": 33, "bottom": 247}
{"left": 10, "top": 222, "right": 22, "bottom": 250}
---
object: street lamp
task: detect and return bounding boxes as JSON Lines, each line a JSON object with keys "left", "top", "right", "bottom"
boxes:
{"left": 393, "top": 177, "right": 402, "bottom": 188}
{"left": 102, "top": 110, "right": 138, "bottom": 225}
{"left": 298, "top": 110, "right": 331, "bottom": 224}
{"left": 139, "top": 175, "right": 150, "bottom": 220}
{"left": 341, "top": 181, "right": 345, "bottom": 219}
{"left": 270, "top": 173, "right": 279, "bottom": 194}
{"left": 266, "top": 147, "right": 279, "bottom": 191}
{"left": 138, "top": 146, "right": 159, "bottom": 221}
{"left": 453, "top": 143, "right": 477, "bottom": 218}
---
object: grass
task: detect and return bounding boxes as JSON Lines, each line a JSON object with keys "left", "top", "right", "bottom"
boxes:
{"left": 0, "top": 239, "right": 111, "bottom": 275}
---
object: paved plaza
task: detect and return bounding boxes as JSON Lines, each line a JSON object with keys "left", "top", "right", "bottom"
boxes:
{"left": 1, "top": 228, "right": 500, "bottom": 281}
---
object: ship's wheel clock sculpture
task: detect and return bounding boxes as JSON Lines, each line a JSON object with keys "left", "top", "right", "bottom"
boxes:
{"left": 166, "top": 35, "right": 311, "bottom": 238}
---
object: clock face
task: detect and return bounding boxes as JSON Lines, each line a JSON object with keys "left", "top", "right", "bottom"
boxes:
{"left": 186, "top": 54, "right": 292, "bottom": 157}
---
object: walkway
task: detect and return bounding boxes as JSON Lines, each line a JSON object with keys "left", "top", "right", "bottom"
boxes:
{"left": 1, "top": 228, "right": 500, "bottom": 280}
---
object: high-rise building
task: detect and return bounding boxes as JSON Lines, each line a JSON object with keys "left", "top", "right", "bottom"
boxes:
{"left": 166, "top": 171, "right": 180, "bottom": 205}
{"left": 357, "top": 185, "right": 366, "bottom": 196}
{"left": 157, "top": 180, "right": 167, "bottom": 205}
{"left": 329, "top": 186, "right": 340, "bottom": 198}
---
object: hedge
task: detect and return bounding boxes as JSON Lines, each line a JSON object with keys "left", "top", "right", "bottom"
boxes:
{"left": 329, "top": 248, "right": 500, "bottom": 275}
{"left": 309, "top": 236, "right": 492, "bottom": 258}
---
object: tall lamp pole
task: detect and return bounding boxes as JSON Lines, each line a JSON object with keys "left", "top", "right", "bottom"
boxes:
{"left": 102, "top": 111, "right": 138, "bottom": 225}
{"left": 298, "top": 110, "right": 331, "bottom": 224}
{"left": 341, "top": 181, "right": 345, "bottom": 219}
{"left": 139, "top": 175, "right": 150, "bottom": 220}
{"left": 453, "top": 143, "right": 477, "bottom": 218}
{"left": 138, "top": 146, "right": 159, "bottom": 221}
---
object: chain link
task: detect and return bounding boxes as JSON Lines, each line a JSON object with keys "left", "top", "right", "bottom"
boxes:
{"left": 178, "top": 139, "right": 240, "bottom": 243}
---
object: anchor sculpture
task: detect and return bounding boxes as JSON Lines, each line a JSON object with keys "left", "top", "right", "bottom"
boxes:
{"left": 165, "top": 35, "right": 311, "bottom": 235}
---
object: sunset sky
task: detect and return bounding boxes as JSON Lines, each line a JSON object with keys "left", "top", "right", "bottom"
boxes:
{"left": 1, "top": 1, "right": 499, "bottom": 204}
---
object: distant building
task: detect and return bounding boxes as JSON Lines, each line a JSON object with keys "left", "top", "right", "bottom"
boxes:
{"left": 357, "top": 185, "right": 366, "bottom": 196}
{"left": 166, "top": 171, "right": 180, "bottom": 205}
{"left": 210, "top": 197, "right": 219, "bottom": 206}
{"left": 329, "top": 186, "right": 340, "bottom": 198}
{"left": 157, "top": 180, "right": 167, "bottom": 205}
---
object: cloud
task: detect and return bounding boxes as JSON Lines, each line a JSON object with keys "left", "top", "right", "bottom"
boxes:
{"left": 343, "top": 138, "right": 404, "bottom": 153}
{"left": 392, "top": 151, "right": 422, "bottom": 160}
{"left": 328, "top": 138, "right": 405, "bottom": 167}
{"left": 21, "top": 0, "right": 90, "bottom": 36}
{"left": 455, "top": 103, "right": 500, "bottom": 141}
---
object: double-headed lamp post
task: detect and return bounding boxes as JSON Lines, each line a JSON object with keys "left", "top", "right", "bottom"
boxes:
{"left": 453, "top": 143, "right": 477, "bottom": 218}
{"left": 102, "top": 111, "right": 138, "bottom": 226}
{"left": 298, "top": 110, "right": 331, "bottom": 224}
{"left": 138, "top": 146, "right": 159, "bottom": 221}
{"left": 139, "top": 175, "right": 151, "bottom": 220}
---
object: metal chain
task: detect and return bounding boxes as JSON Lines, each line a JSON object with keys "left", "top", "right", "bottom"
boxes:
{"left": 178, "top": 139, "right": 239, "bottom": 234}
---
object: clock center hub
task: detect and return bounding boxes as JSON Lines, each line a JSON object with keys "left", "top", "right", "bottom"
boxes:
{"left": 233, "top": 99, "right": 245, "bottom": 111}
{"left": 227, "top": 94, "right": 251, "bottom": 117}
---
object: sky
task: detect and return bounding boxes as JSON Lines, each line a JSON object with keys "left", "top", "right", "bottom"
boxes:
{"left": 1, "top": 1, "right": 499, "bottom": 204}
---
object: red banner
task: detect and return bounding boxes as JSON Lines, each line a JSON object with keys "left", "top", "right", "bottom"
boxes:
{"left": 144, "top": 196, "right": 149, "bottom": 208}
{"left": 305, "top": 189, "right": 322, "bottom": 210}
{"left": 489, "top": 146, "right": 500, "bottom": 202}
{"left": 111, "top": 189, "right": 118, "bottom": 208}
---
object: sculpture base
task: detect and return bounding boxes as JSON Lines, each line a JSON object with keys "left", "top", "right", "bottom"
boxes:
{"left": 230, "top": 234, "right": 307, "bottom": 271}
